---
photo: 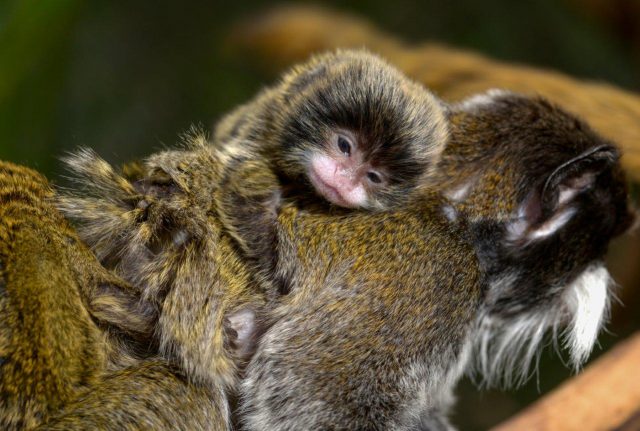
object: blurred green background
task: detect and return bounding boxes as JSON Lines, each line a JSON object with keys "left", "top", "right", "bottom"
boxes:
{"left": 1, "top": 1, "right": 638, "bottom": 429}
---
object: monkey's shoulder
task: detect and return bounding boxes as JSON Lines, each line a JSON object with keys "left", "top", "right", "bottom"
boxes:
{"left": 276, "top": 192, "right": 477, "bottom": 275}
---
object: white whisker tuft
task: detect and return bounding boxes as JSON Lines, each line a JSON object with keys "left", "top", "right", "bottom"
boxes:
{"left": 562, "top": 265, "right": 612, "bottom": 368}
{"left": 469, "top": 264, "right": 611, "bottom": 388}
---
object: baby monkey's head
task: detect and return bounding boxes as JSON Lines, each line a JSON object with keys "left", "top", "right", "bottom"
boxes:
{"left": 274, "top": 50, "right": 448, "bottom": 209}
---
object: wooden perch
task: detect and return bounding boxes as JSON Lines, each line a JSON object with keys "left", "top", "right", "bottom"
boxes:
{"left": 492, "top": 332, "right": 640, "bottom": 431}
{"left": 231, "top": 6, "right": 640, "bottom": 182}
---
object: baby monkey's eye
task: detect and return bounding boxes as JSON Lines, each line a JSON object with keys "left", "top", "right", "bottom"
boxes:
{"left": 367, "top": 171, "right": 382, "bottom": 184}
{"left": 337, "top": 135, "right": 352, "bottom": 156}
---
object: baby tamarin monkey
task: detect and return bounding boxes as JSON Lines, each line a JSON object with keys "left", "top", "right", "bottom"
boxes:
{"left": 214, "top": 49, "right": 448, "bottom": 277}
{"left": 214, "top": 49, "right": 448, "bottom": 210}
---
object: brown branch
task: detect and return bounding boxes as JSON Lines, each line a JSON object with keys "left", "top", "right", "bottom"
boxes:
{"left": 231, "top": 6, "right": 640, "bottom": 182}
{"left": 492, "top": 332, "right": 640, "bottom": 431}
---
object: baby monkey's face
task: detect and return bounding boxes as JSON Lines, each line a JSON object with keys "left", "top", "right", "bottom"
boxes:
{"left": 308, "top": 129, "right": 387, "bottom": 208}
{"left": 276, "top": 50, "right": 449, "bottom": 210}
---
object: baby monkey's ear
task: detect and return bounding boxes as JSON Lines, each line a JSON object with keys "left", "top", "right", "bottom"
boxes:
{"left": 509, "top": 145, "right": 628, "bottom": 243}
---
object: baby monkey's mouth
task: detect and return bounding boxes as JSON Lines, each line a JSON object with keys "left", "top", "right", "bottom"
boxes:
{"left": 307, "top": 167, "right": 353, "bottom": 208}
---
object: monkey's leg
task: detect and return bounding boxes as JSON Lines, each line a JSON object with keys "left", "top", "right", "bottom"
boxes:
{"left": 0, "top": 161, "right": 110, "bottom": 430}
{"left": 36, "top": 361, "right": 229, "bottom": 431}
{"left": 154, "top": 230, "right": 267, "bottom": 392}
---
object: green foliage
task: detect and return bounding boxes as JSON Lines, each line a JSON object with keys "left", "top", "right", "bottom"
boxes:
{"left": 0, "top": 0, "right": 82, "bottom": 171}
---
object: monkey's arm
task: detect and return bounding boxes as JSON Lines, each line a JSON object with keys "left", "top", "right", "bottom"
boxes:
{"left": 216, "top": 156, "right": 283, "bottom": 292}
{"left": 230, "top": 6, "right": 640, "bottom": 181}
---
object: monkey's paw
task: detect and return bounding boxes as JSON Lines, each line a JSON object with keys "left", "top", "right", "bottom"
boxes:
{"left": 224, "top": 308, "right": 259, "bottom": 361}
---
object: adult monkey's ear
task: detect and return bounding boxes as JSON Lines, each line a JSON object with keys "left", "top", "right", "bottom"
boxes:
{"left": 540, "top": 145, "right": 617, "bottom": 217}
{"left": 508, "top": 145, "right": 634, "bottom": 243}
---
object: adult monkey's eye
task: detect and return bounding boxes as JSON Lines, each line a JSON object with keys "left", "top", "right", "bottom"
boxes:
{"left": 337, "top": 135, "right": 351, "bottom": 156}
{"left": 367, "top": 171, "right": 382, "bottom": 184}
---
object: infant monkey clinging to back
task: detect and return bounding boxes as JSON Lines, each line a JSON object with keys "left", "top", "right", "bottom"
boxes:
{"left": 215, "top": 49, "right": 448, "bottom": 210}
{"left": 59, "top": 49, "right": 448, "bottom": 401}
{"left": 214, "top": 49, "right": 449, "bottom": 298}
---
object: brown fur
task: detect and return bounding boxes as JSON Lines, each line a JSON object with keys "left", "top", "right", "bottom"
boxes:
{"left": 54, "top": 50, "right": 451, "bottom": 411}
{"left": 49, "top": 91, "right": 633, "bottom": 429}
{"left": 235, "top": 92, "right": 635, "bottom": 429}
{"left": 36, "top": 361, "right": 224, "bottom": 431}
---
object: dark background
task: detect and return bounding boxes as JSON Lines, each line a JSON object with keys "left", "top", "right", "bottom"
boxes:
{"left": 1, "top": 1, "right": 638, "bottom": 429}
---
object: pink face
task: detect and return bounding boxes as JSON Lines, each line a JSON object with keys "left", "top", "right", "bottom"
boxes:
{"left": 307, "top": 131, "right": 387, "bottom": 208}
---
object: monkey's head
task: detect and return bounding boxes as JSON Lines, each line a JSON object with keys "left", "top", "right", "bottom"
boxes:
{"left": 272, "top": 50, "right": 448, "bottom": 209}
{"left": 439, "top": 90, "right": 636, "bottom": 385}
